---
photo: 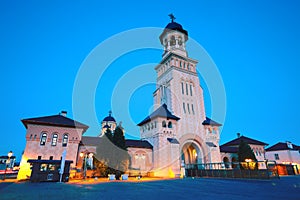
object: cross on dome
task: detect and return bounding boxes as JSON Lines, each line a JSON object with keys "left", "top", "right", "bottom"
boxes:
{"left": 168, "top": 13, "right": 176, "bottom": 22}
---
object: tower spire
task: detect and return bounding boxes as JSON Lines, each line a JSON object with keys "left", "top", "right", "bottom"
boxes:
{"left": 168, "top": 13, "right": 176, "bottom": 22}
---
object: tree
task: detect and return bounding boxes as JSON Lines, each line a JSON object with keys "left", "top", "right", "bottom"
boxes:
{"left": 104, "top": 127, "right": 113, "bottom": 142}
{"left": 237, "top": 140, "right": 258, "bottom": 170}
{"left": 95, "top": 125, "right": 129, "bottom": 177}
{"left": 113, "top": 126, "right": 126, "bottom": 150}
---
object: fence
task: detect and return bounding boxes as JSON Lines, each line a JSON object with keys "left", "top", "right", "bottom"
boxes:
{"left": 186, "top": 161, "right": 279, "bottom": 179}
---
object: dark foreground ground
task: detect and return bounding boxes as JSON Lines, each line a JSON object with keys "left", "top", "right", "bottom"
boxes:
{"left": 1, "top": 176, "right": 300, "bottom": 200}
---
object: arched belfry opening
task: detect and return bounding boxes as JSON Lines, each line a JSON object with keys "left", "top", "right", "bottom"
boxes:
{"left": 181, "top": 142, "right": 202, "bottom": 165}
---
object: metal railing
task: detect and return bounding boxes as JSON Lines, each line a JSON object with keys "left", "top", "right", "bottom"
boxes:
{"left": 185, "top": 160, "right": 279, "bottom": 179}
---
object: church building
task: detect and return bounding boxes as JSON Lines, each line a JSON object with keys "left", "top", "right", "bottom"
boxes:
{"left": 17, "top": 16, "right": 223, "bottom": 179}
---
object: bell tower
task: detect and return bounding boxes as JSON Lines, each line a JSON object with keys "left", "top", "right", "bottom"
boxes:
{"left": 159, "top": 14, "right": 188, "bottom": 58}
{"left": 138, "top": 15, "right": 222, "bottom": 177}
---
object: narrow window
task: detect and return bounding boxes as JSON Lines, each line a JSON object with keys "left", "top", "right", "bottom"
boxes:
{"left": 51, "top": 133, "right": 58, "bottom": 146}
{"left": 187, "top": 103, "right": 190, "bottom": 114}
{"left": 37, "top": 156, "right": 42, "bottom": 160}
{"left": 180, "top": 61, "right": 182, "bottom": 68}
{"left": 62, "top": 134, "right": 68, "bottom": 147}
{"left": 30, "top": 134, "right": 33, "bottom": 140}
{"left": 274, "top": 154, "right": 279, "bottom": 160}
{"left": 40, "top": 133, "right": 47, "bottom": 146}
{"left": 34, "top": 135, "right": 37, "bottom": 140}
{"left": 170, "top": 36, "right": 176, "bottom": 46}
{"left": 49, "top": 156, "right": 53, "bottom": 160}
{"left": 181, "top": 82, "right": 184, "bottom": 94}
{"left": 168, "top": 121, "right": 172, "bottom": 128}
{"left": 190, "top": 85, "right": 193, "bottom": 96}
{"left": 191, "top": 104, "right": 195, "bottom": 114}
{"left": 183, "top": 103, "right": 186, "bottom": 113}
{"left": 186, "top": 83, "right": 188, "bottom": 95}
{"left": 162, "top": 121, "right": 166, "bottom": 128}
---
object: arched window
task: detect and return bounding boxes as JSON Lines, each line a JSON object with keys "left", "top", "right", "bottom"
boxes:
{"left": 186, "top": 83, "right": 189, "bottom": 95}
{"left": 170, "top": 36, "right": 176, "bottom": 46}
{"left": 62, "top": 134, "right": 68, "bottom": 147}
{"left": 223, "top": 157, "right": 230, "bottom": 168}
{"left": 168, "top": 121, "right": 172, "bottom": 128}
{"left": 51, "top": 133, "right": 58, "bottom": 146}
{"left": 231, "top": 157, "right": 237, "bottom": 169}
{"left": 191, "top": 104, "right": 195, "bottom": 115}
{"left": 178, "top": 36, "right": 182, "bottom": 46}
{"left": 40, "top": 132, "right": 47, "bottom": 146}
{"left": 162, "top": 120, "right": 166, "bottom": 128}
{"left": 190, "top": 84, "right": 193, "bottom": 96}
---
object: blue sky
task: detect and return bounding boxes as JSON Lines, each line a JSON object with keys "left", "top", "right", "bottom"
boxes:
{"left": 1, "top": 0, "right": 300, "bottom": 160}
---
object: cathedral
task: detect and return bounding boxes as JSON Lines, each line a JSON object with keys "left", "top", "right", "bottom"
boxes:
{"left": 18, "top": 16, "right": 222, "bottom": 180}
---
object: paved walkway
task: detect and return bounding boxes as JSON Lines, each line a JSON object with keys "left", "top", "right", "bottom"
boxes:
{"left": 1, "top": 176, "right": 300, "bottom": 199}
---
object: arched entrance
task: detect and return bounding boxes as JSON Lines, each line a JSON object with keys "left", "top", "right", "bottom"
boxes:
{"left": 181, "top": 142, "right": 202, "bottom": 164}
{"left": 223, "top": 157, "right": 230, "bottom": 168}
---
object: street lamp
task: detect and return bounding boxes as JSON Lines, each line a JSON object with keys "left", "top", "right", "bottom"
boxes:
{"left": 80, "top": 152, "right": 93, "bottom": 180}
{"left": 3, "top": 151, "right": 13, "bottom": 180}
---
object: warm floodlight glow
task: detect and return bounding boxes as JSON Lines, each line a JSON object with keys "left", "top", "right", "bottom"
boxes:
{"left": 88, "top": 153, "right": 93, "bottom": 158}
{"left": 80, "top": 152, "right": 84, "bottom": 158}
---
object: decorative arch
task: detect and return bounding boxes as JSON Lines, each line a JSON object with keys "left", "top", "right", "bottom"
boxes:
{"left": 51, "top": 133, "right": 58, "bottom": 146}
{"left": 62, "top": 133, "right": 68, "bottom": 147}
{"left": 231, "top": 157, "right": 238, "bottom": 169}
{"left": 40, "top": 132, "right": 47, "bottom": 146}
{"left": 162, "top": 120, "right": 166, "bottom": 128}
{"left": 223, "top": 157, "right": 230, "bottom": 168}
{"left": 168, "top": 121, "right": 172, "bottom": 128}
{"left": 179, "top": 134, "right": 208, "bottom": 165}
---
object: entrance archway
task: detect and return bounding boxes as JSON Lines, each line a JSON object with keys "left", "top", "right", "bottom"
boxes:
{"left": 181, "top": 142, "right": 202, "bottom": 164}
{"left": 223, "top": 157, "right": 230, "bottom": 168}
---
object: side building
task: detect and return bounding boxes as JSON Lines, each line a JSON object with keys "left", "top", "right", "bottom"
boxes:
{"left": 17, "top": 111, "right": 89, "bottom": 180}
{"left": 220, "top": 134, "right": 268, "bottom": 169}
{"left": 265, "top": 141, "right": 300, "bottom": 175}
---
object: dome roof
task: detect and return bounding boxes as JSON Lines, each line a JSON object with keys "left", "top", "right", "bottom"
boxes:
{"left": 159, "top": 21, "right": 188, "bottom": 44}
{"left": 102, "top": 111, "right": 116, "bottom": 122}
{"left": 165, "top": 22, "right": 185, "bottom": 32}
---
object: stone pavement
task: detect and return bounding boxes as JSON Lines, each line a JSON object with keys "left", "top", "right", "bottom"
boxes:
{"left": 0, "top": 176, "right": 300, "bottom": 199}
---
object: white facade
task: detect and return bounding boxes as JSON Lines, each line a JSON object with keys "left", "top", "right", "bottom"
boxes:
{"left": 139, "top": 19, "right": 222, "bottom": 177}
{"left": 265, "top": 142, "right": 300, "bottom": 173}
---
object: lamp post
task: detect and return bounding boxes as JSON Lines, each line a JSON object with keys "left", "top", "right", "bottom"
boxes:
{"left": 3, "top": 151, "right": 13, "bottom": 181}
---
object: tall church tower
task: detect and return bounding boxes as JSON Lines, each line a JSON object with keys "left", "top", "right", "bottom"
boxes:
{"left": 138, "top": 15, "right": 222, "bottom": 177}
